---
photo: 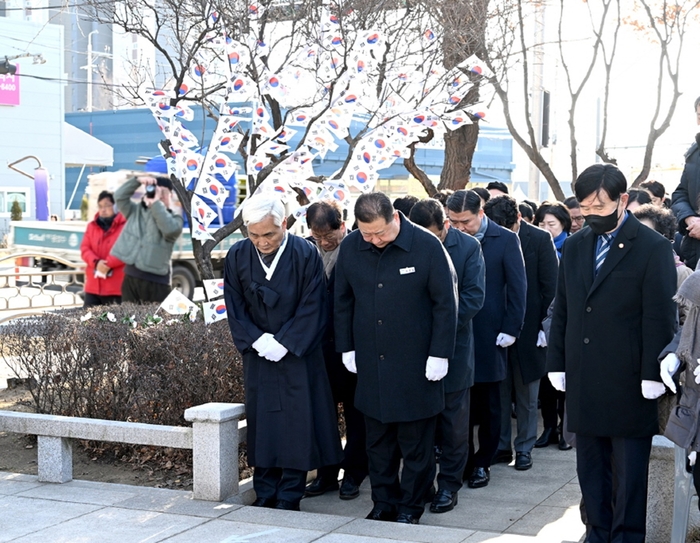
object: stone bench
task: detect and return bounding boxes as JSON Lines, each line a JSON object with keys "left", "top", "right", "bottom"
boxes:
{"left": 0, "top": 402, "right": 247, "bottom": 502}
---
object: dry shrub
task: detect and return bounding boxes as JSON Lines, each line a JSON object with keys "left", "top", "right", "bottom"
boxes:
{"left": 0, "top": 303, "right": 248, "bottom": 484}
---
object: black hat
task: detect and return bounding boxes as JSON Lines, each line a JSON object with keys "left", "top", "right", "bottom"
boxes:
{"left": 155, "top": 176, "right": 173, "bottom": 190}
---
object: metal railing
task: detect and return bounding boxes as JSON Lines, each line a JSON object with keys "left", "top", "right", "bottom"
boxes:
{"left": 0, "top": 253, "right": 84, "bottom": 324}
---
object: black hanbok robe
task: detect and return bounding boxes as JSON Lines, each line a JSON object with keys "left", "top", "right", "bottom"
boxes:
{"left": 224, "top": 233, "right": 342, "bottom": 471}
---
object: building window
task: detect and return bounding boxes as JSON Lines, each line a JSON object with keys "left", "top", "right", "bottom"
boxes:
{"left": 0, "top": 1, "right": 6, "bottom": 17}
{"left": 0, "top": 189, "right": 30, "bottom": 216}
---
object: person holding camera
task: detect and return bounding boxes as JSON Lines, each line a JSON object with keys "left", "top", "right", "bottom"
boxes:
{"left": 111, "top": 175, "right": 184, "bottom": 303}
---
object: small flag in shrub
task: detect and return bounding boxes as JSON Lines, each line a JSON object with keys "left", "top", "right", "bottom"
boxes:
{"left": 203, "top": 301, "right": 228, "bottom": 324}
{"left": 160, "top": 289, "right": 198, "bottom": 315}
{"left": 203, "top": 279, "right": 225, "bottom": 301}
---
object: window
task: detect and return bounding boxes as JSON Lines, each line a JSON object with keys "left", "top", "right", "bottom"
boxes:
{"left": 0, "top": 189, "right": 30, "bottom": 216}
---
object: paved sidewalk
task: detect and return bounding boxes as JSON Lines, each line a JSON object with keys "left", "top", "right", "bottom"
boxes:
{"left": 0, "top": 443, "right": 585, "bottom": 543}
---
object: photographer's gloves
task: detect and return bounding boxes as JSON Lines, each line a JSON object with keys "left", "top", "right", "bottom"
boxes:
{"left": 425, "top": 356, "right": 448, "bottom": 381}
{"left": 342, "top": 351, "right": 357, "bottom": 373}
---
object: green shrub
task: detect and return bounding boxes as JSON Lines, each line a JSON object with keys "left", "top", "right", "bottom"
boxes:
{"left": 10, "top": 199, "right": 22, "bottom": 221}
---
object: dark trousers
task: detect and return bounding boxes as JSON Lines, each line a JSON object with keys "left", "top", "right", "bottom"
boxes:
{"left": 83, "top": 293, "right": 122, "bottom": 308}
{"left": 364, "top": 414, "right": 437, "bottom": 517}
{"left": 539, "top": 376, "right": 565, "bottom": 430}
{"left": 121, "top": 275, "right": 171, "bottom": 304}
{"left": 253, "top": 467, "right": 307, "bottom": 504}
{"left": 467, "top": 381, "right": 501, "bottom": 470}
{"left": 317, "top": 347, "right": 368, "bottom": 484}
{"left": 576, "top": 434, "right": 653, "bottom": 543}
{"left": 432, "top": 388, "right": 470, "bottom": 492}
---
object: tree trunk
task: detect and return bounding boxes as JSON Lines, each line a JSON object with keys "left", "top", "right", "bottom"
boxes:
{"left": 439, "top": 123, "right": 479, "bottom": 190}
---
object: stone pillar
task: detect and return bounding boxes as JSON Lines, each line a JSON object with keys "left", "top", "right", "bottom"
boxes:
{"left": 184, "top": 402, "right": 245, "bottom": 502}
{"left": 646, "top": 435, "right": 676, "bottom": 541}
{"left": 37, "top": 435, "right": 73, "bottom": 483}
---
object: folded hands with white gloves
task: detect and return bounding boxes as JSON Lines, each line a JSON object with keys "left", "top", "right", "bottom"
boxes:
{"left": 253, "top": 333, "right": 288, "bottom": 362}
{"left": 342, "top": 351, "right": 357, "bottom": 373}
{"left": 425, "top": 356, "right": 448, "bottom": 381}
{"left": 496, "top": 333, "right": 516, "bottom": 348}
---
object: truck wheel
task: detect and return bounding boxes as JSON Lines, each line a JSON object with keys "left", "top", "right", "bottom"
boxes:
{"left": 172, "top": 265, "right": 197, "bottom": 299}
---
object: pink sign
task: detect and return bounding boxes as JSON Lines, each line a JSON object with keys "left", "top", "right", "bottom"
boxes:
{"left": 0, "top": 63, "right": 19, "bottom": 106}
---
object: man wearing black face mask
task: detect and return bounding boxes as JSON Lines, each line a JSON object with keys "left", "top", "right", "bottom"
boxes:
{"left": 546, "top": 163, "right": 677, "bottom": 543}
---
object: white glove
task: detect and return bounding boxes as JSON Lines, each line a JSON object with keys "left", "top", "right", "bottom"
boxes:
{"left": 536, "top": 330, "right": 547, "bottom": 348}
{"left": 693, "top": 364, "right": 700, "bottom": 385}
{"left": 660, "top": 353, "right": 680, "bottom": 393}
{"left": 690, "top": 451, "right": 697, "bottom": 467}
{"left": 258, "top": 337, "right": 288, "bottom": 362}
{"left": 641, "top": 380, "right": 666, "bottom": 400}
{"left": 496, "top": 333, "right": 516, "bottom": 348}
{"left": 252, "top": 333, "right": 274, "bottom": 355}
{"left": 548, "top": 372, "right": 566, "bottom": 392}
{"left": 342, "top": 351, "right": 357, "bottom": 373}
{"left": 425, "top": 356, "right": 449, "bottom": 381}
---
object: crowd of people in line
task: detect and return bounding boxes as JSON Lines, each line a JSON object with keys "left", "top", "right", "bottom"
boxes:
{"left": 222, "top": 97, "right": 700, "bottom": 543}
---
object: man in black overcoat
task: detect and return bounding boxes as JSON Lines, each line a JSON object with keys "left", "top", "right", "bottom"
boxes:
{"left": 303, "top": 201, "right": 368, "bottom": 501}
{"left": 484, "top": 195, "right": 558, "bottom": 471}
{"left": 334, "top": 192, "right": 458, "bottom": 524}
{"left": 547, "top": 164, "right": 677, "bottom": 543}
{"left": 445, "top": 190, "right": 527, "bottom": 489}
{"left": 409, "top": 199, "right": 486, "bottom": 514}
{"left": 223, "top": 193, "right": 342, "bottom": 511}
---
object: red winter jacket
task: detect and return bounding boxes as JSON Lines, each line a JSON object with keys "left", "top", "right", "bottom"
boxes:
{"left": 81, "top": 212, "right": 126, "bottom": 296}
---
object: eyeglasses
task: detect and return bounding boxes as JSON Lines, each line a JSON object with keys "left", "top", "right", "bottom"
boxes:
{"left": 571, "top": 216, "right": 585, "bottom": 224}
{"left": 311, "top": 231, "right": 339, "bottom": 243}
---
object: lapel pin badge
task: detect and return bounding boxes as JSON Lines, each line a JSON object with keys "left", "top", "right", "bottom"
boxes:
{"left": 618, "top": 243, "right": 624, "bottom": 249}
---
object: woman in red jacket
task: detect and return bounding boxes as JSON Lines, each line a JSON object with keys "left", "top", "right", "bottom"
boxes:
{"left": 80, "top": 191, "right": 126, "bottom": 307}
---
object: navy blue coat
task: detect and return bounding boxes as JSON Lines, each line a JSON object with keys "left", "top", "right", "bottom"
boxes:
{"left": 223, "top": 234, "right": 343, "bottom": 470}
{"left": 546, "top": 214, "right": 677, "bottom": 437}
{"left": 443, "top": 227, "right": 486, "bottom": 392}
{"left": 334, "top": 214, "right": 458, "bottom": 423}
{"left": 512, "top": 221, "right": 559, "bottom": 384}
{"left": 472, "top": 217, "right": 527, "bottom": 383}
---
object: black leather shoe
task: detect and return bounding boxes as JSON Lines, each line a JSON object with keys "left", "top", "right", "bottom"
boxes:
{"left": 396, "top": 512, "right": 420, "bottom": 524}
{"left": 366, "top": 507, "right": 397, "bottom": 521}
{"left": 534, "top": 428, "right": 556, "bottom": 448}
{"left": 559, "top": 435, "right": 572, "bottom": 451}
{"left": 492, "top": 449, "right": 513, "bottom": 464}
{"left": 339, "top": 475, "right": 360, "bottom": 500}
{"left": 304, "top": 476, "right": 339, "bottom": 497}
{"left": 275, "top": 499, "right": 300, "bottom": 511}
{"left": 251, "top": 497, "right": 275, "bottom": 508}
{"left": 467, "top": 467, "right": 490, "bottom": 488}
{"left": 429, "top": 488, "right": 458, "bottom": 513}
{"left": 514, "top": 452, "right": 533, "bottom": 471}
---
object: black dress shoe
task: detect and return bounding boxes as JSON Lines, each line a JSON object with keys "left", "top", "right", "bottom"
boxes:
{"left": 534, "top": 428, "right": 557, "bottom": 448}
{"left": 467, "top": 467, "right": 490, "bottom": 488}
{"left": 515, "top": 452, "right": 533, "bottom": 471}
{"left": 339, "top": 475, "right": 360, "bottom": 500}
{"left": 304, "top": 476, "right": 339, "bottom": 497}
{"left": 429, "top": 488, "right": 458, "bottom": 513}
{"left": 366, "top": 507, "right": 397, "bottom": 521}
{"left": 395, "top": 512, "right": 420, "bottom": 524}
{"left": 251, "top": 497, "right": 275, "bottom": 508}
{"left": 275, "top": 499, "right": 300, "bottom": 511}
{"left": 559, "top": 435, "right": 573, "bottom": 451}
{"left": 492, "top": 449, "right": 513, "bottom": 464}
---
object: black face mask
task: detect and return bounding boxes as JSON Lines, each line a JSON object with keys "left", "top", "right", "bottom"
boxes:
{"left": 584, "top": 202, "right": 620, "bottom": 235}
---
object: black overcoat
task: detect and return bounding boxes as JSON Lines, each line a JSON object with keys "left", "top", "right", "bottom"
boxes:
{"left": 511, "top": 221, "right": 559, "bottom": 384}
{"left": 472, "top": 218, "right": 527, "bottom": 383}
{"left": 334, "top": 214, "right": 458, "bottom": 424}
{"left": 443, "top": 227, "right": 486, "bottom": 393}
{"left": 223, "top": 234, "right": 343, "bottom": 470}
{"left": 546, "top": 214, "right": 677, "bottom": 438}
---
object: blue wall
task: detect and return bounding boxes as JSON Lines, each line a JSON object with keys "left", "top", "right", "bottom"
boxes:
{"left": 65, "top": 108, "right": 514, "bottom": 209}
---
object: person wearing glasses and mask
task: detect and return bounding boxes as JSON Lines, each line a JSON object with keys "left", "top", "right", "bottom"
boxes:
{"left": 547, "top": 164, "right": 676, "bottom": 543}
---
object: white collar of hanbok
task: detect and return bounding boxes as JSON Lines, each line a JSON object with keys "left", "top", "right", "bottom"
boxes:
{"left": 256, "top": 232, "right": 289, "bottom": 281}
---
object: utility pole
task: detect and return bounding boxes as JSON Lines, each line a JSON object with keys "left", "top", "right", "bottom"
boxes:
{"left": 528, "top": 2, "right": 545, "bottom": 202}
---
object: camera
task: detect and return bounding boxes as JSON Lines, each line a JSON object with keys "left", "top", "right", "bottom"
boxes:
{"left": 145, "top": 184, "right": 156, "bottom": 198}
